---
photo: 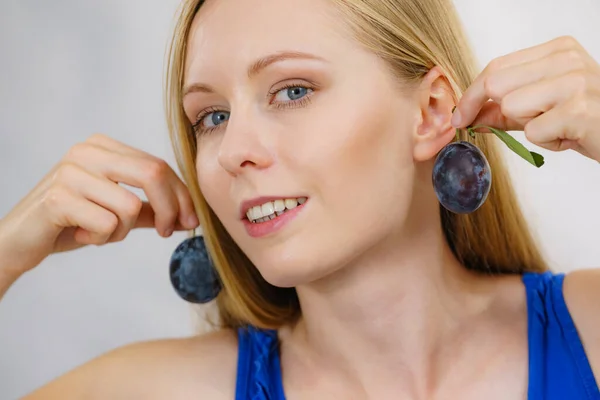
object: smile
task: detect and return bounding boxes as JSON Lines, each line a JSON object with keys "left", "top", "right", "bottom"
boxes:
{"left": 240, "top": 196, "right": 309, "bottom": 238}
{"left": 245, "top": 197, "right": 307, "bottom": 223}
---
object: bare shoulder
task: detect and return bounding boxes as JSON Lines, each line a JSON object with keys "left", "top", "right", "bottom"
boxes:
{"left": 23, "top": 328, "right": 239, "bottom": 400}
{"left": 562, "top": 268, "right": 600, "bottom": 379}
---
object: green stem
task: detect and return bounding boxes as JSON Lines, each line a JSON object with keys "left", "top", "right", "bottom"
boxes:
{"left": 467, "top": 124, "right": 545, "bottom": 168}
{"left": 450, "top": 106, "right": 544, "bottom": 167}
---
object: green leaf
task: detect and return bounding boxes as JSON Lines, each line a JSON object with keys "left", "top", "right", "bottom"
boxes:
{"left": 469, "top": 125, "right": 545, "bottom": 168}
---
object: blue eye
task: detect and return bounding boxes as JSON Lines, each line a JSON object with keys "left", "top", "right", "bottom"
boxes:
{"left": 274, "top": 86, "right": 311, "bottom": 102}
{"left": 203, "top": 110, "right": 230, "bottom": 128}
{"left": 193, "top": 84, "right": 313, "bottom": 135}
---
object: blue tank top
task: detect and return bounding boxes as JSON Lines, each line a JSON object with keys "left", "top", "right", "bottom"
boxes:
{"left": 235, "top": 271, "right": 600, "bottom": 399}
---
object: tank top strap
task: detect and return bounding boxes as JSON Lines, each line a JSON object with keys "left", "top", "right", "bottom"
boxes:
{"left": 235, "top": 325, "right": 286, "bottom": 400}
{"left": 523, "top": 271, "right": 600, "bottom": 399}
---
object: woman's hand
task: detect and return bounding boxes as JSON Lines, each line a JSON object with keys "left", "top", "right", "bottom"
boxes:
{"left": 0, "top": 134, "right": 199, "bottom": 281}
{"left": 452, "top": 35, "right": 600, "bottom": 162}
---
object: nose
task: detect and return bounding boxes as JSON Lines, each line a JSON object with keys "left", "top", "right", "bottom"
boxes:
{"left": 217, "top": 112, "right": 273, "bottom": 176}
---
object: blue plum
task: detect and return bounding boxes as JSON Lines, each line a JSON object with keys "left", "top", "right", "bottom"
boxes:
{"left": 432, "top": 141, "right": 491, "bottom": 214}
{"left": 169, "top": 236, "right": 221, "bottom": 304}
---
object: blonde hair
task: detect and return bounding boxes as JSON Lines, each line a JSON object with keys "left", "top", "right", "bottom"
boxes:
{"left": 164, "top": 0, "right": 548, "bottom": 330}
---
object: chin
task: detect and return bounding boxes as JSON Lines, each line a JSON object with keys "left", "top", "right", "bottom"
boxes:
{"left": 242, "top": 242, "right": 338, "bottom": 289}
{"left": 246, "top": 232, "right": 378, "bottom": 289}
{"left": 249, "top": 253, "right": 325, "bottom": 288}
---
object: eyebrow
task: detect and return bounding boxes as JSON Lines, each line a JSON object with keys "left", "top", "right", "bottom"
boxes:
{"left": 182, "top": 51, "right": 326, "bottom": 98}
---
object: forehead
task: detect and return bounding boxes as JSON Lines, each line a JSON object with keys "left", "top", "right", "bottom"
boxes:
{"left": 184, "top": 0, "right": 354, "bottom": 80}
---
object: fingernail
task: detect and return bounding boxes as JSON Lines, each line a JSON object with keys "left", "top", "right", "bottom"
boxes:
{"left": 451, "top": 109, "right": 462, "bottom": 127}
{"left": 187, "top": 214, "right": 199, "bottom": 228}
{"left": 164, "top": 227, "right": 174, "bottom": 237}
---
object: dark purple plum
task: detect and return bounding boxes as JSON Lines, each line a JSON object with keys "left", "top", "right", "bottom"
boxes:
{"left": 169, "top": 236, "right": 221, "bottom": 304}
{"left": 432, "top": 141, "right": 491, "bottom": 214}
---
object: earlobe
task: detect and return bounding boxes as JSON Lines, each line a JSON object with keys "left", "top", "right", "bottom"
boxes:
{"left": 413, "top": 66, "right": 457, "bottom": 162}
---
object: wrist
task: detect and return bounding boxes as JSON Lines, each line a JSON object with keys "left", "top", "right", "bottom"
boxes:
{"left": 0, "top": 232, "right": 26, "bottom": 299}
{"left": 0, "top": 261, "right": 22, "bottom": 301}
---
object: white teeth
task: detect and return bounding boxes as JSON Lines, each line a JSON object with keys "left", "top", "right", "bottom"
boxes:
{"left": 246, "top": 197, "right": 307, "bottom": 223}
{"left": 274, "top": 199, "right": 285, "bottom": 212}
{"left": 251, "top": 205, "right": 263, "bottom": 220}
{"left": 246, "top": 206, "right": 260, "bottom": 221}
{"left": 261, "top": 202, "right": 274, "bottom": 216}
{"left": 285, "top": 199, "right": 298, "bottom": 210}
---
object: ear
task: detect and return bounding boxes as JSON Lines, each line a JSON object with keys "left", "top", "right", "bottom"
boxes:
{"left": 413, "top": 66, "right": 457, "bottom": 162}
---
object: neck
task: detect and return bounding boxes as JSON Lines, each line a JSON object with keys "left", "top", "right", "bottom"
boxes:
{"left": 286, "top": 208, "right": 501, "bottom": 395}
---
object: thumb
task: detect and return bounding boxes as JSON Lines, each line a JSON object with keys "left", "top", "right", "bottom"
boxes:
{"left": 457, "top": 101, "right": 524, "bottom": 133}
{"left": 133, "top": 202, "right": 189, "bottom": 231}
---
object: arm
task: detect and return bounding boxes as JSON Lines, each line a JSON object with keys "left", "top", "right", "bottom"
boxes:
{"left": 0, "top": 238, "right": 24, "bottom": 301}
{"left": 0, "top": 134, "right": 206, "bottom": 398}
{"left": 0, "top": 267, "right": 19, "bottom": 302}
{"left": 0, "top": 133, "right": 200, "bottom": 302}
{"left": 563, "top": 268, "right": 600, "bottom": 381}
{"left": 21, "top": 329, "right": 238, "bottom": 400}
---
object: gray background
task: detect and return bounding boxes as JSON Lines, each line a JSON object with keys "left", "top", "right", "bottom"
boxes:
{"left": 1, "top": 1, "right": 599, "bottom": 399}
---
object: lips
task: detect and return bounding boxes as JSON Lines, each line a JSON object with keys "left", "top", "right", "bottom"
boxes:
{"left": 241, "top": 200, "right": 307, "bottom": 238}
{"left": 239, "top": 196, "right": 308, "bottom": 220}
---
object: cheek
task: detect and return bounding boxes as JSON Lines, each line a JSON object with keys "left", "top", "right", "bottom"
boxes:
{"left": 330, "top": 108, "right": 416, "bottom": 235}
{"left": 287, "top": 91, "right": 416, "bottom": 210}
{"left": 195, "top": 143, "right": 232, "bottom": 220}
{"left": 255, "top": 99, "right": 418, "bottom": 287}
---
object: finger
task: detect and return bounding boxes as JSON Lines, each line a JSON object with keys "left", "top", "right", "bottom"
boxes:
{"left": 467, "top": 101, "right": 524, "bottom": 132}
{"left": 134, "top": 202, "right": 189, "bottom": 231}
{"left": 476, "top": 49, "right": 590, "bottom": 109}
{"left": 500, "top": 71, "right": 598, "bottom": 126}
{"left": 171, "top": 180, "right": 200, "bottom": 229}
{"left": 488, "top": 36, "right": 584, "bottom": 73}
{"left": 83, "top": 136, "right": 199, "bottom": 230}
{"left": 113, "top": 154, "right": 181, "bottom": 236}
{"left": 86, "top": 133, "right": 150, "bottom": 158}
{"left": 523, "top": 96, "right": 600, "bottom": 159}
{"left": 53, "top": 163, "right": 143, "bottom": 242}
{"left": 453, "top": 36, "right": 583, "bottom": 128}
{"left": 43, "top": 185, "right": 118, "bottom": 245}
{"left": 63, "top": 143, "right": 193, "bottom": 236}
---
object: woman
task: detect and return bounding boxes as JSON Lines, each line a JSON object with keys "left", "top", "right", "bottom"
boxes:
{"left": 1, "top": 0, "right": 599, "bottom": 398}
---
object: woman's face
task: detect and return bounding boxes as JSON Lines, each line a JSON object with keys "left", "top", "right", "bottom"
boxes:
{"left": 183, "top": 0, "right": 432, "bottom": 287}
